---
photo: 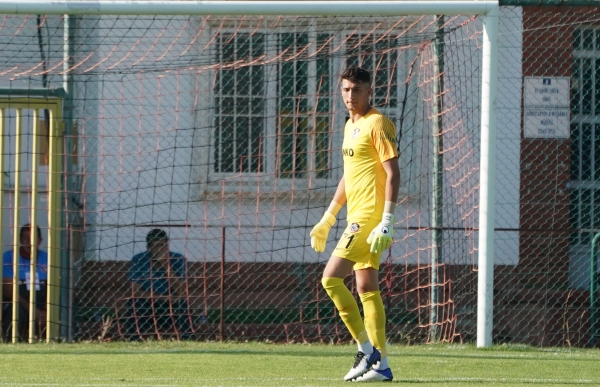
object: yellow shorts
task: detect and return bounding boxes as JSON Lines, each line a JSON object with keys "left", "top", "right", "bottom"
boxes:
{"left": 332, "top": 217, "right": 383, "bottom": 271}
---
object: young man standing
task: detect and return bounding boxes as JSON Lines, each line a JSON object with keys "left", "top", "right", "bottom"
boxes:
{"left": 310, "top": 66, "right": 400, "bottom": 382}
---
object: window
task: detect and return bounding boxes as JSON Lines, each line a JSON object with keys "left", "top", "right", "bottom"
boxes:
{"left": 346, "top": 33, "right": 399, "bottom": 116}
{"left": 277, "top": 32, "right": 332, "bottom": 179}
{"left": 210, "top": 28, "right": 402, "bottom": 184}
{"left": 570, "top": 27, "right": 600, "bottom": 244}
{"left": 212, "top": 31, "right": 334, "bottom": 181}
{"left": 213, "top": 33, "right": 265, "bottom": 173}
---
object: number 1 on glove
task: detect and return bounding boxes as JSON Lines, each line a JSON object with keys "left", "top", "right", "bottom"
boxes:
{"left": 366, "top": 213, "right": 394, "bottom": 253}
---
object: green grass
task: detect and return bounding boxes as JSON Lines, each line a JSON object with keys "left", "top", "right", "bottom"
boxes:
{"left": 1, "top": 342, "right": 600, "bottom": 386}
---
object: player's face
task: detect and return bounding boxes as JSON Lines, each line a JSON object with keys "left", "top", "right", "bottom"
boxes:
{"left": 341, "top": 79, "right": 372, "bottom": 114}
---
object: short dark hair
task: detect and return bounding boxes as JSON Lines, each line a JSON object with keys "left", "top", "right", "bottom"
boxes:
{"left": 20, "top": 224, "right": 42, "bottom": 241}
{"left": 341, "top": 66, "right": 371, "bottom": 85}
{"left": 146, "top": 229, "right": 168, "bottom": 246}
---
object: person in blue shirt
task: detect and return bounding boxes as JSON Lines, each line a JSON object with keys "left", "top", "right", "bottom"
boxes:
{"left": 2, "top": 224, "right": 47, "bottom": 342}
{"left": 125, "top": 229, "right": 192, "bottom": 340}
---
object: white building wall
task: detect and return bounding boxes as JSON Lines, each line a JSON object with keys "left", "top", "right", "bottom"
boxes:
{"left": 438, "top": 7, "right": 523, "bottom": 266}
{"left": 71, "top": 12, "right": 523, "bottom": 267}
{"left": 494, "top": 6, "right": 523, "bottom": 266}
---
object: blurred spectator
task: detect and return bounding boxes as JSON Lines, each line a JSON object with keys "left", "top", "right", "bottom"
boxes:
{"left": 2, "top": 224, "right": 47, "bottom": 342}
{"left": 125, "top": 229, "right": 193, "bottom": 340}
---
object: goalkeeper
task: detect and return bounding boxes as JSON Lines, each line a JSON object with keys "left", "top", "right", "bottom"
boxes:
{"left": 310, "top": 66, "right": 399, "bottom": 382}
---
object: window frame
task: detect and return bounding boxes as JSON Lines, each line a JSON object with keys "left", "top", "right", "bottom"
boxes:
{"left": 205, "top": 22, "right": 407, "bottom": 195}
{"left": 570, "top": 26, "right": 600, "bottom": 245}
{"left": 212, "top": 31, "right": 267, "bottom": 175}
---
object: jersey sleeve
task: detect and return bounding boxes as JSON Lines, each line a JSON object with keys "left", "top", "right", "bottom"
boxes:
{"left": 2, "top": 251, "right": 12, "bottom": 279}
{"left": 370, "top": 117, "right": 398, "bottom": 162}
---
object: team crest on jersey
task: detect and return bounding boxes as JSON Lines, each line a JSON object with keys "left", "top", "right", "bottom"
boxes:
{"left": 352, "top": 128, "right": 360, "bottom": 139}
{"left": 350, "top": 223, "right": 360, "bottom": 233}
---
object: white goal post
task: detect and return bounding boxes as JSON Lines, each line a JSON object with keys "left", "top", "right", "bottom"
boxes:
{"left": 0, "top": 0, "right": 499, "bottom": 347}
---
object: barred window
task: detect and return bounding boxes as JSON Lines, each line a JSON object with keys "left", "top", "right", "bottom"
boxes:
{"left": 213, "top": 33, "right": 265, "bottom": 173}
{"left": 211, "top": 30, "right": 403, "bottom": 182}
{"left": 277, "top": 32, "right": 332, "bottom": 179}
{"left": 570, "top": 27, "right": 600, "bottom": 244}
{"left": 346, "top": 33, "right": 399, "bottom": 112}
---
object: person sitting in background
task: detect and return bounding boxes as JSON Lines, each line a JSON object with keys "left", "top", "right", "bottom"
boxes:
{"left": 2, "top": 224, "right": 47, "bottom": 342}
{"left": 125, "top": 229, "right": 192, "bottom": 340}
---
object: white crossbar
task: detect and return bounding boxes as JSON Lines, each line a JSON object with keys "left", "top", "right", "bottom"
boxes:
{"left": 0, "top": 1, "right": 497, "bottom": 16}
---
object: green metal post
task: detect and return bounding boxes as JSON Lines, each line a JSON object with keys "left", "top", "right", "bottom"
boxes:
{"left": 590, "top": 233, "right": 600, "bottom": 348}
{"left": 430, "top": 14, "right": 444, "bottom": 343}
{"left": 62, "top": 13, "right": 75, "bottom": 342}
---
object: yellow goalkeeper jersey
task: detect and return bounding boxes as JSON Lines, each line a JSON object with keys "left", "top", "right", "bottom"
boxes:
{"left": 342, "top": 107, "right": 398, "bottom": 220}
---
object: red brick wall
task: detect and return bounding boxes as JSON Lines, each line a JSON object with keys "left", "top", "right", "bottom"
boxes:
{"left": 519, "top": 7, "right": 598, "bottom": 287}
{"left": 75, "top": 261, "right": 594, "bottom": 345}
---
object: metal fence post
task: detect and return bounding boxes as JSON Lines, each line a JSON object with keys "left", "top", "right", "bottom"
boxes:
{"left": 590, "top": 233, "right": 600, "bottom": 348}
{"left": 220, "top": 226, "right": 225, "bottom": 342}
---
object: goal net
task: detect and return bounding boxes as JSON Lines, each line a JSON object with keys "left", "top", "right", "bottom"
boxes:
{"left": 0, "top": 10, "right": 486, "bottom": 343}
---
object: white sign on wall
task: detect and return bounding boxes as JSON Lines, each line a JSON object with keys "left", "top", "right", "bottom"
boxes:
{"left": 523, "top": 77, "right": 570, "bottom": 139}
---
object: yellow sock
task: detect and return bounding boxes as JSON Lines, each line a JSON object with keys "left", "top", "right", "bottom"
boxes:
{"left": 359, "top": 290, "right": 387, "bottom": 357}
{"left": 321, "top": 277, "right": 365, "bottom": 340}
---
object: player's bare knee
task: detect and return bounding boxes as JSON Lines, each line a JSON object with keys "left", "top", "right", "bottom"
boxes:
{"left": 356, "top": 280, "right": 379, "bottom": 294}
{"left": 355, "top": 269, "right": 379, "bottom": 294}
{"left": 321, "top": 276, "right": 341, "bottom": 290}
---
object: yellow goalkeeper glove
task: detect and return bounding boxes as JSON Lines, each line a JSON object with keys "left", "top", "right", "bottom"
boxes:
{"left": 366, "top": 212, "right": 394, "bottom": 253}
{"left": 310, "top": 212, "right": 336, "bottom": 253}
